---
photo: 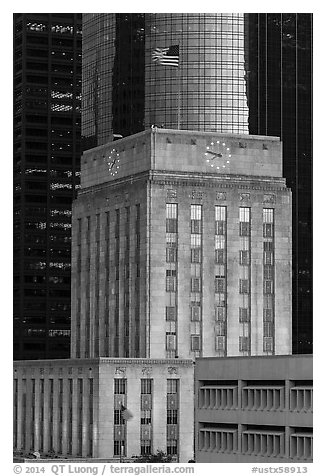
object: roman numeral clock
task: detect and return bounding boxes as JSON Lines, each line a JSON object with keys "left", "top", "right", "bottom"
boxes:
{"left": 204, "top": 140, "right": 232, "bottom": 170}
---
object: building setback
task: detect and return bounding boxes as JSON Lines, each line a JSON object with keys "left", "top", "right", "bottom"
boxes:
{"left": 195, "top": 354, "right": 312, "bottom": 462}
{"left": 13, "top": 13, "right": 82, "bottom": 360}
{"left": 71, "top": 128, "right": 292, "bottom": 359}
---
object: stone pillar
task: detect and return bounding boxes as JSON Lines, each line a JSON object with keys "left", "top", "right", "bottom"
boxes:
{"left": 61, "top": 377, "right": 69, "bottom": 455}
{"left": 43, "top": 378, "right": 50, "bottom": 453}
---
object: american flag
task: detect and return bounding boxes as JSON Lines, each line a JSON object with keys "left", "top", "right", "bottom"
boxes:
{"left": 152, "top": 45, "right": 179, "bottom": 67}
{"left": 121, "top": 404, "right": 133, "bottom": 421}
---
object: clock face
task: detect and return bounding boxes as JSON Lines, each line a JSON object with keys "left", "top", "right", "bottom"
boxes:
{"left": 106, "top": 148, "right": 120, "bottom": 177}
{"left": 205, "top": 140, "right": 232, "bottom": 170}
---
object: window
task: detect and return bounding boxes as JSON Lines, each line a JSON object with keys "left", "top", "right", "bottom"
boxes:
{"left": 216, "top": 221, "right": 226, "bottom": 235}
{"left": 191, "top": 303, "right": 201, "bottom": 321}
{"left": 114, "top": 379, "right": 126, "bottom": 394}
{"left": 191, "top": 277, "right": 201, "bottom": 293}
{"left": 215, "top": 321, "right": 225, "bottom": 336}
{"left": 239, "top": 222, "right": 250, "bottom": 236}
{"left": 191, "top": 248, "right": 201, "bottom": 263}
{"left": 215, "top": 249, "right": 225, "bottom": 264}
{"left": 191, "top": 220, "right": 201, "bottom": 234}
{"left": 239, "top": 308, "right": 249, "bottom": 322}
{"left": 215, "top": 336, "right": 225, "bottom": 351}
{"left": 263, "top": 309, "right": 273, "bottom": 321}
{"left": 141, "top": 410, "right": 152, "bottom": 424}
{"left": 191, "top": 204, "right": 202, "bottom": 220}
{"left": 264, "top": 265, "right": 274, "bottom": 279}
{"left": 215, "top": 293, "right": 226, "bottom": 307}
{"left": 166, "top": 203, "right": 177, "bottom": 219}
{"left": 263, "top": 223, "right": 274, "bottom": 238}
{"left": 166, "top": 270, "right": 176, "bottom": 292}
{"left": 263, "top": 322, "right": 273, "bottom": 337}
{"left": 166, "top": 218, "right": 177, "bottom": 233}
{"left": 191, "top": 335, "right": 201, "bottom": 351}
{"left": 215, "top": 205, "right": 226, "bottom": 221}
{"left": 215, "top": 307, "right": 226, "bottom": 321}
{"left": 166, "top": 247, "right": 177, "bottom": 262}
{"left": 239, "top": 279, "right": 249, "bottom": 294}
{"left": 215, "top": 277, "right": 225, "bottom": 293}
{"left": 239, "top": 207, "right": 250, "bottom": 222}
{"left": 239, "top": 250, "right": 250, "bottom": 265}
{"left": 167, "top": 440, "right": 178, "bottom": 455}
{"left": 167, "top": 379, "right": 178, "bottom": 394}
{"left": 263, "top": 337, "right": 274, "bottom": 352}
{"left": 215, "top": 235, "right": 225, "bottom": 249}
{"left": 141, "top": 379, "right": 152, "bottom": 395}
{"left": 264, "top": 251, "right": 274, "bottom": 265}
{"left": 166, "top": 306, "right": 176, "bottom": 321}
{"left": 263, "top": 208, "right": 274, "bottom": 223}
{"left": 239, "top": 336, "right": 250, "bottom": 352}
{"left": 264, "top": 280, "right": 273, "bottom": 294}
{"left": 167, "top": 409, "right": 178, "bottom": 424}
{"left": 141, "top": 441, "right": 151, "bottom": 455}
{"left": 166, "top": 333, "right": 176, "bottom": 351}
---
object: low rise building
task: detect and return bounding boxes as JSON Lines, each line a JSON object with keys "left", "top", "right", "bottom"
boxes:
{"left": 195, "top": 354, "right": 312, "bottom": 462}
{"left": 13, "top": 358, "right": 194, "bottom": 462}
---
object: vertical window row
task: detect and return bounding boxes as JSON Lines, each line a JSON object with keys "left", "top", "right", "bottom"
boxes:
{"left": 165, "top": 203, "right": 178, "bottom": 357}
{"left": 67, "top": 379, "right": 73, "bottom": 454}
{"left": 94, "top": 214, "right": 100, "bottom": 357}
{"left": 140, "top": 379, "right": 153, "bottom": 455}
{"left": 76, "top": 218, "right": 82, "bottom": 358}
{"left": 124, "top": 207, "right": 130, "bottom": 358}
{"left": 263, "top": 208, "right": 275, "bottom": 354}
{"left": 31, "top": 379, "right": 35, "bottom": 449}
{"left": 49, "top": 379, "right": 54, "bottom": 452}
{"left": 214, "top": 206, "right": 227, "bottom": 354}
{"left": 114, "top": 210, "right": 120, "bottom": 357}
{"left": 13, "top": 379, "right": 18, "bottom": 448}
{"left": 190, "top": 205, "right": 202, "bottom": 353}
{"left": 113, "top": 378, "right": 126, "bottom": 458}
{"left": 58, "top": 378, "right": 63, "bottom": 453}
{"left": 239, "top": 207, "right": 251, "bottom": 354}
{"left": 88, "top": 378, "right": 93, "bottom": 457}
{"left": 134, "top": 204, "right": 140, "bottom": 357}
{"left": 105, "top": 211, "right": 110, "bottom": 356}
{"left": 167, "top": 379, "right": 179, "bottom": 457}
{"left": 85, "top": 216, "right": 91, "bottom": 358}
{"left": 77, "top": 378, "right": 83, "bottom": 456}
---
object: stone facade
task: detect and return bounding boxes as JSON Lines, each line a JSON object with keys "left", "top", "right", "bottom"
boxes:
{"left": 195, "top": 354, "right": 313, "bottom": 462}
{"left": 71, "top": 128, "right": 292, "bottom": 359}
{"left": 13, "top": 358, "right": 194, "bottom": 462}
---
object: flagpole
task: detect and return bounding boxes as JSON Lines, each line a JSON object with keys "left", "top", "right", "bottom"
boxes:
{"left": 177, "top": 43, "right": 181, "bottom": 130}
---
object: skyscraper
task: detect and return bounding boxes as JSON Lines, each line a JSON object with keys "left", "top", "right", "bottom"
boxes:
{"left": 71, "top": 128, "right": 292, "bottom": 359}
{"left": 13, "top": 14, "right": 82, "bottom": 360}
{"left": 82, "top": 13, "right": 312, "bottom": 354}
{"left": 81, "top": 13, "right": 249, "bottom": 149}
{"left": 245, "top": 14, "right": 312, "bottom": 353}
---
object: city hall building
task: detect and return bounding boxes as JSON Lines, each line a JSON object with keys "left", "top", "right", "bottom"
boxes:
{"left": 13, "top": 128, "right": 292, "bottom": 460}
{"left": 71, "top": 127, "right": 292, "bottom": 359}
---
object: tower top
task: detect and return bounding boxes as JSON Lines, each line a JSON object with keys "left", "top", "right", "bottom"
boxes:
{"left": 81, "top": 128, "right": 282, "bottom": 190}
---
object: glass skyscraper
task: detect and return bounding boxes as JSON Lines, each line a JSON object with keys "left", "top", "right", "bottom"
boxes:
{"left": 82, "top": 13, "right": 249, "bottom": 149}
{"left": 245, "top": 14, "right": 312, "bottom": 354}
{"left": 13, "top": 14, "right": 82, "bottom": 360}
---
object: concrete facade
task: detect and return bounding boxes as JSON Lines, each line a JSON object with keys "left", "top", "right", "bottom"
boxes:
{"left": 13, "top": 358, "right": 194, "bottom": 462}
{"left": 71, "top": 128, "right": 292, "bottom": 360}
{"left": 195, "top": 355, "right": 312, "bottom": 462}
